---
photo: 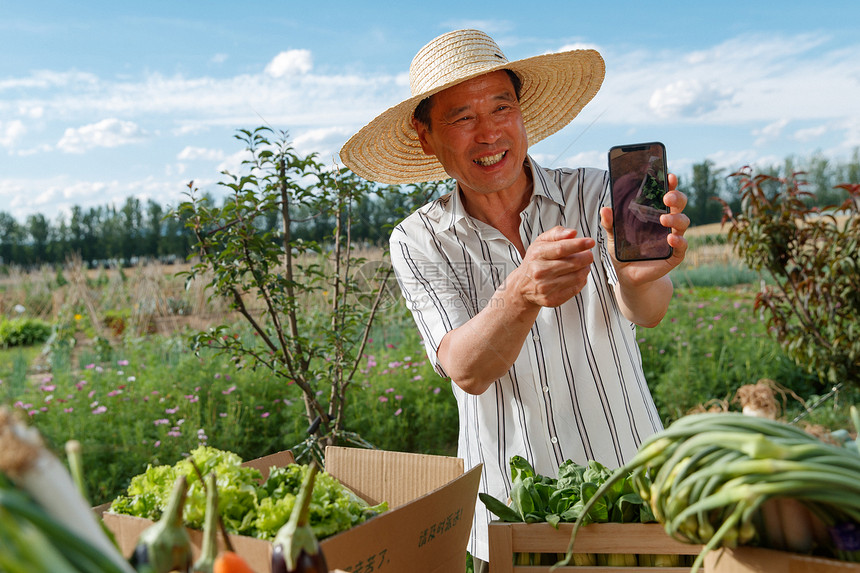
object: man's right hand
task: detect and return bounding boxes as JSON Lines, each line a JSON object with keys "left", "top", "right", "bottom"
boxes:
{"left": 515, "top": 226, "right": 595, "bottom": 308}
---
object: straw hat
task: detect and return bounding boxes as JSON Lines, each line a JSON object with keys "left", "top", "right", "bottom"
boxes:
{"left": 339, "top": 29, "right": 605, "bottom": 184}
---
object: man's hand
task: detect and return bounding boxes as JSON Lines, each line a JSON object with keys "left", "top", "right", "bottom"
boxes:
{"left": 438, "top": 225, "right": 596, "bottom": 394}
{"left": 514, "top": 226, "right": 596, "bottom": 308}
{"left": 600, "top": 173, "right": 690, "bottom": 287}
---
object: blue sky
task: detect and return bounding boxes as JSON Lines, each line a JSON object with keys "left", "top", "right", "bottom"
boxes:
{"left": 2, "top": 1, "right": 859, "bottom": 221}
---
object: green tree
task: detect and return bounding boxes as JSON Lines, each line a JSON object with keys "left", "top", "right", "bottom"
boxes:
{"left": 0, "top": 212, "right": 25, "bottom": 265}
{"left": 26, "top": 213, "right": 50, "bottom": 264}
{"left": 720, "top": 169, "right": 860, "bottom": 392}
{"left": 686, "top": 160, "right": 725, "bottom": 225}
{"left": 145, "top": 200, "right": 164, "bottom": 258}
{"left": 176, "top": 127, "right": 393, "bottom": 461}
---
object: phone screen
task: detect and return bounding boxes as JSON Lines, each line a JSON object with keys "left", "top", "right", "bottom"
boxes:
{"left": 608, "top": 142, "right": 672, "bottom": 261}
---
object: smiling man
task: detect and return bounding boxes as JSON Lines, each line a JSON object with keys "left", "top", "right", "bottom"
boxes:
{"left": 340, "top": 29, "right": 690, "bottom": 571}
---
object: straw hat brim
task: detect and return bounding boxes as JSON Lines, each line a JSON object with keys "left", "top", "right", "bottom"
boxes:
{"left": 339, "top": 49, "right": 605, "bottom": 185}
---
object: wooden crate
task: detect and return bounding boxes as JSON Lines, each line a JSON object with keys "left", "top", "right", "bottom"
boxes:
{"left": 488, "top": 521, "right": 703, "bottom": 572}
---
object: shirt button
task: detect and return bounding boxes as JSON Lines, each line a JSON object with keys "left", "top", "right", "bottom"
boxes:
{"left": 543, "top": 386, "right": 549, "bottom": 393}
{"left": 550, "top": 436, "right": 558, "bottom": 444}
{"left": 533, "top": 334, "right": 540, "bottom": 341}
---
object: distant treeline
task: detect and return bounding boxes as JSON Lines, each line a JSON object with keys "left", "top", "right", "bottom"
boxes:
{"left": 1, "top": 151, "right": 857, "bottom": 269}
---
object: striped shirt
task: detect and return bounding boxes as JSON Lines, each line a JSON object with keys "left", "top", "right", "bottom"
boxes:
{"left": 389, "top": 157, "right": 663, "bottom": 562}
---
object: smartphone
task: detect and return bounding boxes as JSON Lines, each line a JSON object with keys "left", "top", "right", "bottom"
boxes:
{"left": 608, "top": 141, "right": 672, "bottom": 261}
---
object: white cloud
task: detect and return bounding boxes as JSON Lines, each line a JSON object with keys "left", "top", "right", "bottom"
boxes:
{"left": 18, "top": 105, "right": 44, "bottom": 118}
{"left": 557, "top": 42, "right": 603, "bottom": 53}
{"left": 793, "top": 125, "right": 828, "bottom": 142}
{"left": 292, "top": 126, "right": 352, "bottom": 160}
{"left": 649, "top": 79, "right": 733, "bottom": 119}
{"left": 0, "top": 69, "right": 99, "bottom": 92}
{"left": 177, "top": 146, "right": 226, "bottom": 161}
{"left": 217, "top": 148, "right": 255, "bottom": 176}
{"left": 0, "top": 120, "right": 26, "bottom": 147}
{"left": 57, "top": 118, "right": 147, "bottom": 153}
{"left": 753, "top": 119, "right": 789, "bottom": 146}
{"left": 211, "top": 53, "right": 228, "bottom": 64}
{"left": 264, "top": 49, "right": 313, "bottom": 78}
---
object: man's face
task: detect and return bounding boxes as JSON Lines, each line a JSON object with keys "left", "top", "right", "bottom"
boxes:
{"left": 413, "top": 70, "right": 529, "bottom": 200}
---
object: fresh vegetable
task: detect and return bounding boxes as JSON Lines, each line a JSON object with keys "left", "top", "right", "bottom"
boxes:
{"left": 480, "top": 455, "right": 656, "bottom": 565}
{"left": 111, "top": 446, "right": 386, "bottom": 542}
{"left": 0, "top": 472, "right": 134, "bottom": 573}
{"left": 271, "top": 462, "right": 328, "bottom": 573}
{"left": 558, "top": 411, "right": 860, "bottom": 572}
{"left": 0, "top": 407, "right": 134, "bottom": 573}
{"left": 111, "top": 446, "right": 262, "bottom": 536}
{"left": 214, "top": 551, "right": 255, "bottom": 573}
{"left": 256, "top": 463, "right": 387, "bottom": 541}
{"left": 191, "top": 472, "right": 220, "bottom": 573}
{"left": 129, "top": 475, "right": 193, "bottom": 573}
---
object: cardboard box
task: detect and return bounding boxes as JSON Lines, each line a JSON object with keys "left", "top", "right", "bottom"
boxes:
{"left": 488, "top": 521, "right": 703, "bottom": 572}
{"left": 705, "top": 546, "right": 860, "bottom": 573}
{"left": 96, "top": 446, "right": 482, "bottom": 573}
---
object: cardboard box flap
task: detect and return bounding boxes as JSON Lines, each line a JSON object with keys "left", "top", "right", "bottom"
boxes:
{"left": 321, "top": 464, "right": 482, "bottom": 573}
{"left": 324, "top": 446, "right": 465, "bottom": 508}
{"left": 242, "top": 450, "right": 295, "bottom": 481}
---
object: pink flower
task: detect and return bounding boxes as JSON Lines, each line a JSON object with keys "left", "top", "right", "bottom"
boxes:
{"left": 222, "top": 385, "right": 237, "bottom": 395}
{"left": 64, "top": 407, "right": 74, "bottom": 413}
{"left": 261, "top": 412, "right": 270, "bottom": 418}
{"left": 185, "top": 395, "right": 199, "bottom": 403}
{"left": 165, "top": 407, "right": 178, "bottom": 414}
{"left": 75, "top": 380, "right": 87, "bottom": 390}
{"left": 117, "top": 359, "right": 129, "bottom": 366}
{"left": 433, "top": 387, "right": 441, "bottom": 395}
{"left": 412, "top": 375, "right": 423, "bottom": 381}
{"left": 394, "top": 408, "right": 402, "bottom": 416}
{"left": 154, "top": 419, "right": 169, "bottom": 426}
{"left": 92, "top": 405, "right": 107, "bottom": 415}
{"left": 107, "top": 390, "right": 121, "bottom": 397}
{"left": 385, "top": 387, "right": 395, "bottom": 394}
{"left": 85, "top": 363, "right": 96, "bottom": 370}
{"left": 154, "top": 440, "right": 161, "bottom": 447}
{"left": 378, "top": 396, "right": 388, "bottom": 403}
{"left": 395, "top": 395, "right": 403, "bottom": 401}
{"left": 40, "top": 384, "right": 56, "bottom": 392}
{"left": 87, "top": 390, "right": 95, "bottom": 398}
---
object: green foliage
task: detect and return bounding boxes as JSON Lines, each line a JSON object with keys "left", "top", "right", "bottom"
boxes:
{"left": 720, "top": 170, "right": 859, "bottom": 388}
{"left": 641, "top": 287, "right": 821, "bottom": 423}
{"left": 0, "top": 318, "right": 52, "bottom": 347}
{"left": 175, "top": 127, "right": 408, "bottom": 463}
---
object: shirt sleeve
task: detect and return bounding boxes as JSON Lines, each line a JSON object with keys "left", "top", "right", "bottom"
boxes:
{"left": 388, "top": 219, "right": 473, "bottom": 378}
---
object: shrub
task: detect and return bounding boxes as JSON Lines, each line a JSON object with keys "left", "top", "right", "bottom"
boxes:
{"left": 0, "top": 318, "right": 52, "bottom": 347}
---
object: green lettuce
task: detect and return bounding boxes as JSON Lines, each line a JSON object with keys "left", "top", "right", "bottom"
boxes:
{"left": 109, "top": 446, "right": 387, "bottom": 541}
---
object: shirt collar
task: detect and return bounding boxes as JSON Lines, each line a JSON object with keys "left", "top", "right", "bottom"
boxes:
{"left": 440, "top": 155, "right": 565, "bottom": 233}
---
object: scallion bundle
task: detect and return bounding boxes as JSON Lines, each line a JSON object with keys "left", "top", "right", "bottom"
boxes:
{"left": 557, "top": 411, "right": 860, "bottom": 572}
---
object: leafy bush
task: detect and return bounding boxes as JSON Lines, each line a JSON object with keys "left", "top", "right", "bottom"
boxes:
{"left": 0, "top": 318, "right": 52, "bottom": 347}
{"left": 721, "top": 171, "right": 860, "bottom": 389}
